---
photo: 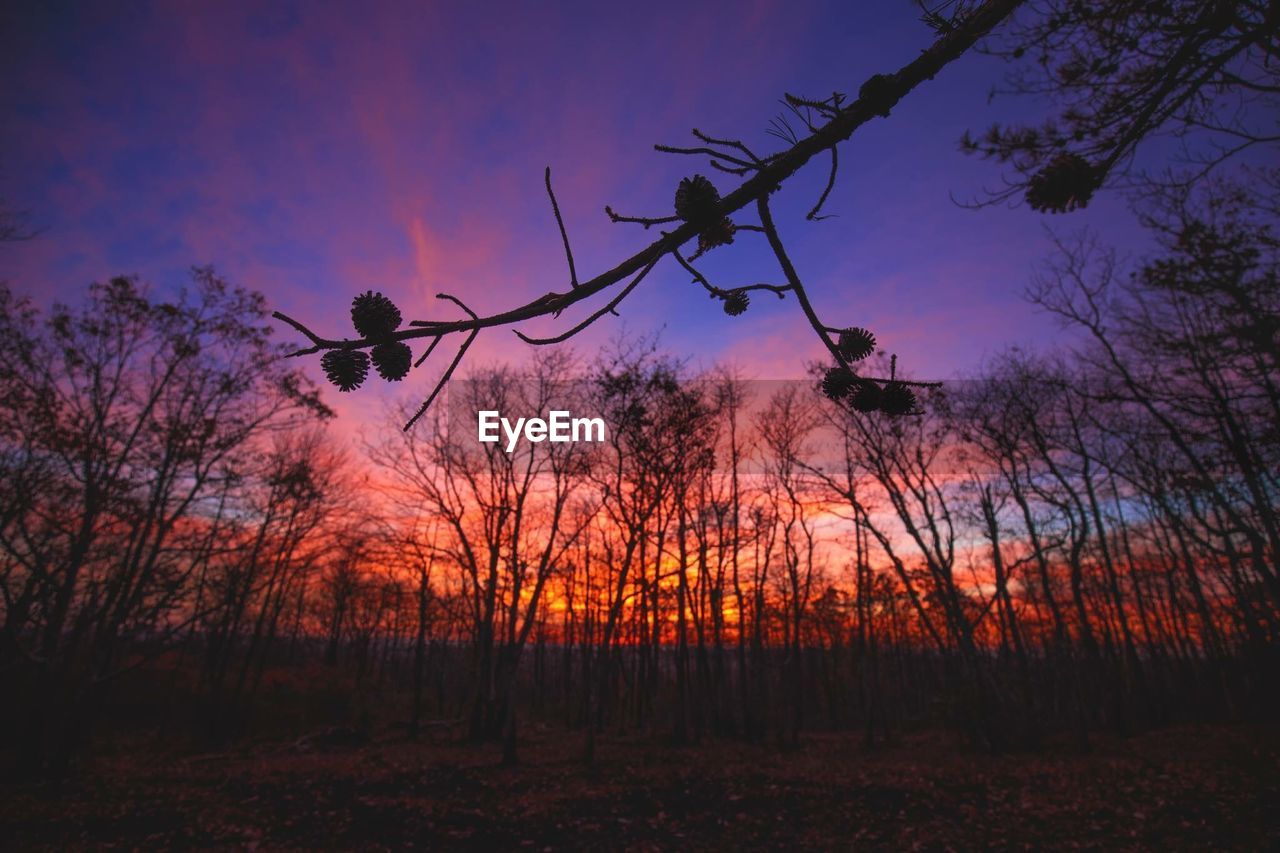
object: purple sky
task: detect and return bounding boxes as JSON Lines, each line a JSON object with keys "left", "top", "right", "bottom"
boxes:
{"left": 2, "top": 1, "right": 1156, "bottom": 427}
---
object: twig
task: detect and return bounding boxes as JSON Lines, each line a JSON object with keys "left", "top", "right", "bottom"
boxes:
{"left": 785, "top": 91, "right": 845, "bottom": 115}
{"left": 403, "top": 293, "right": 482, "bottom": 431}
{"left": 413, "top": 334, "right": 443, "bottom": 368}
{"left": 696, "top": 128, "right": 762, "bottom": 163}
{"left": 435, "top": 292, "right": 479, "bottom": 320}
{"left": 545, "top": 167, "right": 578, "bottom": 288}
{"left": 758, "top": 196, "right": 941, "bottom": 388}
{"left": 272, "top": 311, "right": 327, "bottom": 356}
{"left": 604, "top": 206, "right": 680, "bottom": 228}
{"left": 404, "top": 328, "right": 477, "bottom": 431}
{"left": 807, "top": 147, "right": 839, "bottom": 221}
{"left": 515, "top": 255, "right": 662, "bottom": 346}
{"left": 654, "top": 144, "right": 758, "bottom": 170}
{"left": 671, "top": 249, "right": 790, "bottom": 299}
{"left": 757, "top": 196, "right": 847, "bottom": 368}
{"left": 691, "top": 128, "right": 766, "bottom": 164}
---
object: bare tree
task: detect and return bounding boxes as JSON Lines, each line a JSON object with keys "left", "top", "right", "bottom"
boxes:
{"left": 0, "top": 271, "right": 330, "bottom": 772}
{"left": 367, "top": 351, "right": 592, "bottom": 762}
{"left": 967, "top": 0, "right": 1280, "bottom": 203}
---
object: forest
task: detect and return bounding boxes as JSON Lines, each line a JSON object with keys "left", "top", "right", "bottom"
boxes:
{"left": 2, "top": 0, "right": 1278, "bottom": 848}
{"left": 2, "top": 176, "right": 1277, "bottom": 830}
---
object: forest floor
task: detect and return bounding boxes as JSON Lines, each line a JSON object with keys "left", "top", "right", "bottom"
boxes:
{"left": 2, "top": 723, "right": 1278, "bottom": 851}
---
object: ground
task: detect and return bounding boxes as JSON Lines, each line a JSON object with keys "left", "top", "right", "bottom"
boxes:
{"left": 2, "top": 724, "right": 1278, "bottom": 850}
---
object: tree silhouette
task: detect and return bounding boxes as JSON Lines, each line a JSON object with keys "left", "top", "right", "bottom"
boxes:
{"left": 0, "top": 270, "right": 331, "bottom": 772}
{"left": 964, "top": 0, "right": 1280, "bottom": 200}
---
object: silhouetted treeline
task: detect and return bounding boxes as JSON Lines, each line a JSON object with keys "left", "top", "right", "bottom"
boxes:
{"left": 0, "top": 270, "right": 337, "bottom": 773}
{"left": 2, "top": 180, "right": 1277, "bottom": 773}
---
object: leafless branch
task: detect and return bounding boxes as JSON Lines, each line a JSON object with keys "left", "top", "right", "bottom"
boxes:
{"left": 545, "top": 166, "right": 578, "bottom": 288}
{"left": 807, "top": 147, "right": 839, "bottom": 221}
{"left": 275, "top": 0, "right": 1020, "bottom": 421}
{"left": 514, "top": 255, "right": 662, "bottom": 347}
{"left": 671, "top": 248, "right": 790, "bottom": 300}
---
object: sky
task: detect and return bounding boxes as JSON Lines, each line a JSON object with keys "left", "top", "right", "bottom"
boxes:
{"left": 1, "top": 0, "right": 1156, "bottom": 429}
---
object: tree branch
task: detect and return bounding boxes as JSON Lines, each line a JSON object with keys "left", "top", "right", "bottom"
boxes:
{"left": 276, "top": 0, "right": 1020, "bottom": 417}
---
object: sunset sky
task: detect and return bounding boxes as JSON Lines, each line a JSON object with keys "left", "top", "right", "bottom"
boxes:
{"left": 2, "top": 1, "right": 1157, "bottom": 427}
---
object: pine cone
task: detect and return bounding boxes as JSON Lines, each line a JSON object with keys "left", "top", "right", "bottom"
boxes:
{"left": 698, "top": 217, "right": 737, "bottom": 253}
{"left": 723, "top": 290, "right": 750, "bottom": 316}
{"left": 880, "top": 382, "right": 917, "bottom": 416}
{"left": 837, "top": 327, "right": 876, "bottom": 362}
{"left": 821, "top": 367, "right": 856, "bottom": 401}
{"left": 321, "top": 349, "right": 370, "bottom": 392}
{"left": 351, "top": 291, "right": 402, "bottom": 339}
{"left": 1026, "top": 153, "right": 1096, "bottom": 214}
{"left": 371, "top": 340, "right": 412, "bottom": 381}
{"left": 848, "top": 379, "right": 882, "bottom": 413}
{"left": 674, "top": 175, "right": 721, "bottom": 223}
